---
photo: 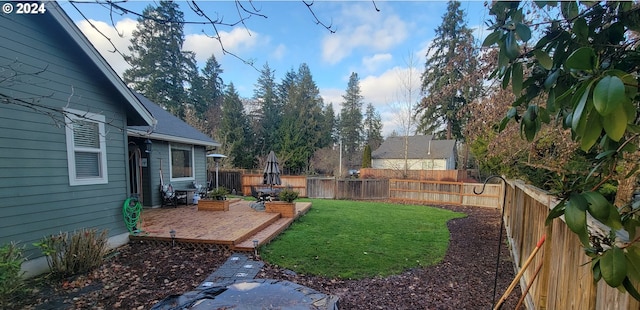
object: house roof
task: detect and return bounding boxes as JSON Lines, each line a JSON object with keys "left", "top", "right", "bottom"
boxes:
{"left": 48, "top": 2, "right": 155, "bottom": 127}
{"left": 372, "top": 135, "right": 456, "bottom": 159}
{"left": 128, "top": 93, "right": 220, "bottom": 148}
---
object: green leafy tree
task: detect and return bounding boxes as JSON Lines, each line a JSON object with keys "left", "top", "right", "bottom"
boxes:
{"left": 219, "top": 83, "right": 254, "bottom": 169}
{"left": 123, "top": 0, "right": 194, "bottom": 118}
{"left": 485, "top": 1, "right": 640, "bottom": 299}
{"left": 339, "top": 72, "right": 364, "bottom": 162}
{"left": 363, "top": 103, "right": 384, "bottom": 150}
{"left": 417, "top": 0, "right": 481, "bottom": 140}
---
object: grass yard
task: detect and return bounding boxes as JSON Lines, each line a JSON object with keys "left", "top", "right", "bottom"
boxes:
{"left": 261, "top": 199, "right": 465, "bottom": 279}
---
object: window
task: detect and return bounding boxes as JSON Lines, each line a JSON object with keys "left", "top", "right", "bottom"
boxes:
{"left": 64, "top": 108, "right": 108, "bottom": 186}
{"left": 170, "top": 144, "right": 194, "bottom": 180}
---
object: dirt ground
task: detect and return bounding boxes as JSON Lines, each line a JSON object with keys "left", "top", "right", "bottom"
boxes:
{"left": 9, "top": 204, "right": 521, "bottom": 309}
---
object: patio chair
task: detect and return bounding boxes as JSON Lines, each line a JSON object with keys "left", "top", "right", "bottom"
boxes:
{"left": 160, "top": 184, "right": 178, "bottom": 207}
{"left": 250, "top": 186, "right": 261, "bottom": 201}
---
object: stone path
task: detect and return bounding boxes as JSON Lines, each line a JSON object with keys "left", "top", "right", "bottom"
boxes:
{"left": 197, "top": 252, "right": 264, "bottom": 289}
{"left": 152, "top": 253, "right": 338, "bottom": 310}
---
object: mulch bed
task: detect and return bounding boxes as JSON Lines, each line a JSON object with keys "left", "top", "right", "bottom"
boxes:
{"left": 9, "top": 204, "right": 521, "bottom": 309}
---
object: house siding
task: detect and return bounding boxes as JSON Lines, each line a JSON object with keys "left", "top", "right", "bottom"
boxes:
{"left": 143, "top": 141, "right": 208, "bottom": 207}
{"left": 0, "top": 12, "right": 132, "bottom": 258}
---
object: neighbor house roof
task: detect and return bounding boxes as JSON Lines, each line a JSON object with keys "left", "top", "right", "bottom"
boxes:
{"left": 48, "top": 2, "right": 154, "bottom": 127}
{"left": 128, "top": 93, "right": 220, "bottom": 148}
{"left": 372, "top": 135, "right": 456, "bottom": 159}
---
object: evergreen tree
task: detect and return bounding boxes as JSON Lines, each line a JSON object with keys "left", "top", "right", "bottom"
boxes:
{"left": 338, "top": 72, "right": 364, "bottom": 161}
{"left": 200, "top": 55, "right": 225, "bottom": 136}
{"left": 417, "top": 0, "right": 481, "bottom": 140}
{"left": 123, "top": 1, "right": 194, "bottom": 118}
{"left": 278, "top": 63, "right": 325, "bottom": 173}
{"left": 320, "top": 103, "right": 337, "bottom": 146}
{"left": 362, "top": 144, "right": 372, "bottom": 168}
{"left": 363, "top": 102, "right": 384, "bottom": 149}
{"left": 253, "top": 63, "right": 281, "bottom": 155}
{"left": 219, "top": 83, "right": 254, "bottom": 169}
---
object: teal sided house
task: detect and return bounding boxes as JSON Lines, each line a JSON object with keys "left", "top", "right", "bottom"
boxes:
{"left": 128, "top": 93, "right": 219, "bottom": 207}
{"left": 0, "top": 2, "right": 217, "bottom": 277}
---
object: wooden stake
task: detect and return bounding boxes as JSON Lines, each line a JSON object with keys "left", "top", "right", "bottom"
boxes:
{"left": 494, "top": 234, "right": 546, "bottom": 310}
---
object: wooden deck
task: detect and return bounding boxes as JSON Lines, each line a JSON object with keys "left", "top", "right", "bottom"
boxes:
{"left": 130, "top": 199, "right": 312, "bottom": 251}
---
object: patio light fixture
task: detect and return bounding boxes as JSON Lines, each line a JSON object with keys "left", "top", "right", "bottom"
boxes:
{"left": 253, "top": 239, "right": 259, "bottom": 257}
{"left": 170, "top": 229, "right": 176, "bottom": 247}
{"left": 144, "top": 138, "right": 152, "bottom": 154}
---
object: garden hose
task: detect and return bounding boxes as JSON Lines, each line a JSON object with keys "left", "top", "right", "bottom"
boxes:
{"left": 123, "top": 197, "right": 143, "bottom": 234}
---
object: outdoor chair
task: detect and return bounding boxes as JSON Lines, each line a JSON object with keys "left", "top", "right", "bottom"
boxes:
{"left": 250, "top": 186, "right": 262, "bottom": 201}
{"left": 160, "top": 184, "right": 178, "bottom": 207}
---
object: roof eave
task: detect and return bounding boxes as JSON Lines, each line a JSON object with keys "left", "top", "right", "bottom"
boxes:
{"left": 128, "top": 129, "right": 221, "bottom": 148}
{"left": 48, "top": 2, "right": 155, "bottom": 127}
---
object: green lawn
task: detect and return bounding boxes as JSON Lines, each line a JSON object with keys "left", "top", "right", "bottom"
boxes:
{"left": 260, "top": 199, "right": 466, "bottom": 279}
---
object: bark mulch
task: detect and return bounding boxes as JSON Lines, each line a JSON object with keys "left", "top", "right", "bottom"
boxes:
{"left": 9, "top": 204, "right": 522, "bottom": 309}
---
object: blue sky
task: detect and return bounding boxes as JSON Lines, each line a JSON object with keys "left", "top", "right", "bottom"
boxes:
{"left": 61, "top": 1, "right": 491, "bottom": 136}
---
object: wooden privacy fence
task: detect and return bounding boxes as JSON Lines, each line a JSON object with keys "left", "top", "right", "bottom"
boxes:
{"left": 389, "top": 179, "right": 502, "bottom": 208}
{"left": 335, "top": 179, "right": 389, "bottom": 200}
{"left": 306, "top": 177, "right": 336, "bottom": 199}
{"left": 360, "top": 168, "right": 467, "bottom": 181}
{"left": 503, "top": 179, "right": 639, "bottom": 309}
{"left": 240, "top": 174, "right": 307, "bottom": 197}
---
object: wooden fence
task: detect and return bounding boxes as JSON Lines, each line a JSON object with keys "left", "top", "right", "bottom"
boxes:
{"left": 389, "top": 179, "right": 502, "bottom": 208}
{"left": 240, "top": 174, "right": 307, "bottom": 197}
{"left": 503, "top": 179, "right": 639, "bottom": 309}
{"left": 335, "top": 179, "right": 389, "bottom": 200}
{"left": 360, "top": 168, "right": 468, "bottom": 181}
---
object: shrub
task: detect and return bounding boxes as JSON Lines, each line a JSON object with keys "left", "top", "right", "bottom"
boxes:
{"left": 33, "top": 229, "right": 108, "bottom": 278}
{"left": 207, "top": 187, "right": 229, "bottom": 200}
{"left": 278, "top": 187, "right": 299, "bottom": 203}
{"left": 0, "top": 242, "right": 27, "bottom": 306}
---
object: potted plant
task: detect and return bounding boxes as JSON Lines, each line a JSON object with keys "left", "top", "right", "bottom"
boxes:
{"left": 265, "top": 187, "right": 299, "bottom": 218}
{"left": 198, "top": 187, "right": 230, "bottom": 211}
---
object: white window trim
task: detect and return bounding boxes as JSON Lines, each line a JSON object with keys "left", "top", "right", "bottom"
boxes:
{"left": 64, "top": 108, "right": 108, "bottom": 186}
{"left": 169, "top": 143, "right": 195, "bottom": 182}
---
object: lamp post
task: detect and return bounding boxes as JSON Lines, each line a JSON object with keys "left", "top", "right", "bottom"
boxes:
{"left": 206, "top": 154, "right": 227, "bottom": 190}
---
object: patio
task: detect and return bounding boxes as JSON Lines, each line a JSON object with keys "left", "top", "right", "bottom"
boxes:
{"left": 130, "top": 199, "right": 312, "bottom": 251}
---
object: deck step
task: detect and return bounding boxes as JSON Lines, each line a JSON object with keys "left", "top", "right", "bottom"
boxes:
{"left": 234, "top": 218, "right": 294, "bottom": 251}
{"left": 232, "top": 213, "right": 282, "bottom": 245}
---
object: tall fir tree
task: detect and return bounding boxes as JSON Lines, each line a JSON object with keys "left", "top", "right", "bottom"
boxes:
{"left": 278, "top": 63, "right": 325, "bottom": 173}
{"left": 417, "top": 0, "right": 481, "bottom": 140}
{"left": 219, "top": 83, "right": 254, "bottom": 169}
{"left": 363, "top": 102, "right": 384, "bottom": 149}
{"left": 339, "top": 72, "right": 364, "bottom": 161}
{"left": 200, "top": 55, "right": 225, "bottom": 136}
{"left": 123, "top": 1, "right": 194, "bottom": 118}
{"left": 253, "top": 63, "right": 281, "bottom": 155}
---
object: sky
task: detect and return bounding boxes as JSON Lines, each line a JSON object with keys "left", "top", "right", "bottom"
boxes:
{"left": 60, "top": 0, "right": 491, "bottom": 136}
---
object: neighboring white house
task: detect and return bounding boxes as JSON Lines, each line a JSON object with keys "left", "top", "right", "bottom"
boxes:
{"left": 371, "top": 135, "right": 457, "bottom": 170}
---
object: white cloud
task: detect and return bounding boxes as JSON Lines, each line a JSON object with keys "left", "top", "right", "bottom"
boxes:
{"left": 321, "top": 5, "right": 408, "bottom": 65}
{"left": 271, "top": 44, "right": 287, "bottom": 60}
{"left": 184, "top": 27, "right": 261, "bottom": 63}
{"left": 362, "top": 53, "right": 392, "bottom": 73}
{"left": 76, "top": 18, "right": 137, "bottom": 76}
